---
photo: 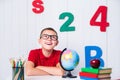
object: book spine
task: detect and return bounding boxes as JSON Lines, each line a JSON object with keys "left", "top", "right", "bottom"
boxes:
{"left": 81, "top": 68, "right": 99, "bottom": 74}
{"left": 80, "top": 76, "right": 99, "bottom": 80}
{"left": 79, "top": 72, "right": 98, "bottom": 78}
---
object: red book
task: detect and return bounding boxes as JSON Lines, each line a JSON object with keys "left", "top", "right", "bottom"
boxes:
{"left": 79, "top": 72, "right": 98, "bottom": 78}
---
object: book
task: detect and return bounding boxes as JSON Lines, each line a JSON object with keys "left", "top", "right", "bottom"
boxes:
{"left": 98, "top": 73, "right": 111, "bottom": 78}
{"left": 99, "top": 77, "right": 111, "bottom": 80}
{"left": 79, "top": 72, "right": 98, "bottom": 78}
{"left": 79, "top": 72, "right": 111, "bottom": 78}
{"left": 81, "top": 67, "right": 112, "bottom": 74}
{"left": 81, "top": 67, "right": 98, "bottom": 74}
{"left": 80, "top": 76, "right": 99, "bottom": 80}
{"left": 80, "top": 76, "right": 111, "bottom": 80}
{"left": 99, "top": 68, "right": 112, "bottom": 74}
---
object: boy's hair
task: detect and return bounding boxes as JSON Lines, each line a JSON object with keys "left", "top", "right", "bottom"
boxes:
{"left": 40, "top": 27, "right": 58, "bottom": 37}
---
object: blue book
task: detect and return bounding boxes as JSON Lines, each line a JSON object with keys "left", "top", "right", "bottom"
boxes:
{"left": 80, "top": 76, "right": 99, "bottom": 80}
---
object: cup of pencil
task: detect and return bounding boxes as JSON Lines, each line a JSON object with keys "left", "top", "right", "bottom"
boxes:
{"left": 10, "top": 58, "right": 25, "bottom": 80}
{"left": 12, "top": 67, "right": 24, "bottom": 80}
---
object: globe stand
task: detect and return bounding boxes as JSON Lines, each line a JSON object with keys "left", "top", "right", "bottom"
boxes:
{"left": 62, "top": 71, "right": 77, "bottom": 78}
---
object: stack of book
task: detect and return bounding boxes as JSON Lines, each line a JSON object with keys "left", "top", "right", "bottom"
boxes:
{"left": 79, "top": 67, "right": 112, "bottom": 80}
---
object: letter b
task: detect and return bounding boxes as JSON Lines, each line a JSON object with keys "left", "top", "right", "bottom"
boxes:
{"left": 85, "top": 46, "right": 104, "bottom": 68}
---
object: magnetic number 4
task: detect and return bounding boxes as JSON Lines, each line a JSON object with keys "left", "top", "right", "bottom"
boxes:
{"left": 90, "top": 6, "right": 109, "bottom": 32}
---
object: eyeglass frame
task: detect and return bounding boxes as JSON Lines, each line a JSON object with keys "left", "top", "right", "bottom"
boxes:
{"left": 40, "top": 34, "right": 58, "bottom": 41}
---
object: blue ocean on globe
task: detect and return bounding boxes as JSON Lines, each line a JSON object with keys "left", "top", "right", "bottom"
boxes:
{"left": 61, "top": 49, "right": 79, "bottom": 71}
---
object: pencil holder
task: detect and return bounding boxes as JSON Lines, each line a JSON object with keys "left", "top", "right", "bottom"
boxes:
{"left": 12, "top": 67, "right": 24, "bottom": 80}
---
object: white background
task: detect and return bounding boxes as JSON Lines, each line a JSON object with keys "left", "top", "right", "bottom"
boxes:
{"left": 0, "top": 0, "right": 120, "bottom": 80}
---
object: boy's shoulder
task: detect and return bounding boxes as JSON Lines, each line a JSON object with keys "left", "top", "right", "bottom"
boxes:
{"left": 54, "top": 49, "right": 61, "bottom": 51}
{"left": 53, "top": 49, "right": 61, "bottom": 54}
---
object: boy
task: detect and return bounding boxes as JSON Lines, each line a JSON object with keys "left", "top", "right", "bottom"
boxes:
{"left": 25, "top": 27, "right": 64, "bottom": 76}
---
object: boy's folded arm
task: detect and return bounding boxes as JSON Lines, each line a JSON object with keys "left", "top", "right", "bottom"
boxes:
{"left": 36, "top": 63, "right": 65, "bottom": 76}
{"left": 25, "top": 61, "right": 50, "bottom": 76}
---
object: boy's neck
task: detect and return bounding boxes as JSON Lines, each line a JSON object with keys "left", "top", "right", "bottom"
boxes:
{"left": 42, "top": 48, "right": 53, "bottom": 57}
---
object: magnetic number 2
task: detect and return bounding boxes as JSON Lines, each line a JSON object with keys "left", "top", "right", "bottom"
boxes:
{"left": 32, "top": 0, "right": 44, "bottom": 14}
{"left": 90, "top": 6, "right": 109, "bottom": 32}
{"left": 59, "top": 12, "right": 75, "bottom": 32}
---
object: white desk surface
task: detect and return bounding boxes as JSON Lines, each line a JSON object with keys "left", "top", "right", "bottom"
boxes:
{"left": 6, "top": 75, "right": 119, "bottom": 80}
{"left": 25, "top": 75, "right": 80, "bottom": 80}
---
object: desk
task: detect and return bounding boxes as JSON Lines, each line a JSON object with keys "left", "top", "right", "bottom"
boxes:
{"left": 25, "top": 75, "right": 80, "bottom": 80}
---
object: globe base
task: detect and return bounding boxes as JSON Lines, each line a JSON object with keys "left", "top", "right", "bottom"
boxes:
{"left": 62, "top": 71, "right": 77, "bottom": 78}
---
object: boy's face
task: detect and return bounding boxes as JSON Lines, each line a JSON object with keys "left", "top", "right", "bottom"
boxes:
{"left": 39, "top": 30, "right": 58, "bottom": 50}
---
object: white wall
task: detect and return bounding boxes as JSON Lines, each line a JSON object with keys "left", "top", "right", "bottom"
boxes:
{"left": 0, "top": 0, "right": 120, "bottom": 79}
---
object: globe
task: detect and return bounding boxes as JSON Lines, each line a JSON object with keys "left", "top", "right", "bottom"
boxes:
{"left": 60, "top": 48, "right": 79, "bottom": 78}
